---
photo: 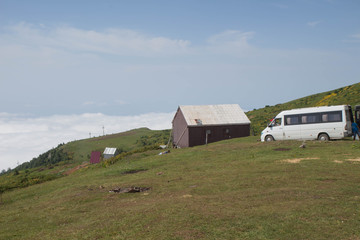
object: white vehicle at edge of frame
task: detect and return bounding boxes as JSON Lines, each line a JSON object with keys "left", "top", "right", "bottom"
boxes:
{"left": 260, "top": 105, "right": 353, "bottom": 142}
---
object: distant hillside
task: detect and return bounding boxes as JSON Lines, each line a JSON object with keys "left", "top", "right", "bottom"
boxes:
{"left": 15, "top": 128, "right": 171, "bottom": 171}
{"left": 0, "top": 128, "right": 170, "bottom": 192}
{"left": 247, "top": 82, "right": 360, "bottom": 135}
{"left": 62, "top": 127, "right": 170, "bottom": 164}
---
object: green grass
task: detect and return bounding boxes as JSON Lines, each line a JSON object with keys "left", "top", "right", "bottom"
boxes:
{"left": 1, "top": 136, "right": 360, "bottom": 239}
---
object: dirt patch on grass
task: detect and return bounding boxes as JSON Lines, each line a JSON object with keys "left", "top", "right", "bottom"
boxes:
{"left": 109, "top": 186, "right": 151, "bottom": 193}
{"left": 63, "top": 162, "right": 89, "bottom": 175}
{"left": 281, "top": 157, "right": 320, "bottom": 163}
{"left": 182, "top": 194, "right": 193, "bottom": 198}
{"left": 333, "top": 160, "right": 343, "bottom": 163}
{"left": 121, "top": 168, "right": 147, "bottom": 175}
{"left": 346, "top": 158, "right": 360, "bottom": 162}
{"left": 273, "top": 148, "right": 291, "bottom": 151}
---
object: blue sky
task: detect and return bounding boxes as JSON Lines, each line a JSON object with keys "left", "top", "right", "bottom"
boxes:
{"left": 1, "top": 0, "right": 359, "bottom": 116}
{"left": 0, "top": 0, "right": 359, "bottom": 170}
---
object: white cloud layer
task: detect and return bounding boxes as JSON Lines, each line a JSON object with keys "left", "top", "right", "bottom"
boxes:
{"left": 2, "top": 22, "right": 191, "bottom": 56}
{"left": 307, "top": 21, "right": 321, "bottom": 27}
{"left": 0, "top": 112, "right": 174, "bottom": 171}
{"left": 352, "top": 33, "right": 360, "bottom": 40}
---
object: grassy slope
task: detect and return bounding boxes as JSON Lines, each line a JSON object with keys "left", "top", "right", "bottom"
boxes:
{"left": 62, "top": 127, "right": 165, "bottom": 163}
{"left": 247, "top": 82, "right": 360, "bottom": 135}
{"left": 1, "top": 137, "right": 360, "bottom": 239}
{"left": 0, "top": 128, "right": 170, "bottom": 192}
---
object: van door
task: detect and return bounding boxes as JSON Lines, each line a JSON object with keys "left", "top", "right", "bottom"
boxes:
{"left": 355, "top": 105, "right": 360, "bottom": 126}
{"left": 283, "top": 115, "right": 302, "bottom": 140}
{"left": 345, "top": 106, "right": 354, "bottom": 136}
{"left": 268, "top": 117, "right": 285, "bottom": 140}
{"left": 300, "top": 113, "right": 322, "bottom": 140}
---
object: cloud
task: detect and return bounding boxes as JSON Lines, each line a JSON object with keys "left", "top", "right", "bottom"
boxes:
{"left": 207, "top": 30, "right": 254, "bottom": 44}
{"left": 114, "top": 99, "right": 127, "bottom": 105}
{"left": 82, "top": 101, "right": 106, "bottom": 106}
{"left": 205, "top": 30, "right": 255, "bottom": 56}
{"left": 207, "top": 30, "right": 254, "bottom": 50}
{"left": 2, "top": 22, "right": 191, "bottom": 57}
{"left": 342, "top": 33, "right": 360, "bottom": 43}
{"left": 307, "top": 21, "right": 321, "bottom": 27}
{"left": 351, "top": 33, "right": 360, "bottom": 39}
{"left": 0, "top": 112, "right": 174, "bottom": 171}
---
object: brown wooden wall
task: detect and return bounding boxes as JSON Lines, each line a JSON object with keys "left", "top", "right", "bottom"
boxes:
{"left": 172, "top": 108, "right": 190, "bottom": 148}
{"left": 188, "top": 124, "right": 250, "bottom": 147}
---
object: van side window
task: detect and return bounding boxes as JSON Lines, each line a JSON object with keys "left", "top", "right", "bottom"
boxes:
{"left": 322, "top": 114, "right": 328, "bottom": 122}
{"left": 301, "top": 115, "right": 307, "bottom": 123}
{"left": 307, "top": 114, "right": 320, "bottom": 123}
{"left": 322, "top": 111, "right": 342, "bottom": 122}
{"left": 285, "top": 115, "right": 299, "bottom": 125}
{"left": 285, "top": 111, "right": 342, "bottom": 125}
{"left": 302, "top": 113, "right": 321, "bottom": 124}
{"left": 328, "top": 111, "right": 342, "bottom": 122}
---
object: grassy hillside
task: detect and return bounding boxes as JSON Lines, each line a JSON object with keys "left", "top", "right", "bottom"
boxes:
{"left": 247, "top": 82, "right": 360, "bottom": 135}
{"left": 0, "top": 128, "right": 170, "bottom": 192}
{"left": 1, "top": 137, "right": 360, "bottom": 239}
{"left": 62, "top": 127, "right": 170, "bottom": 163}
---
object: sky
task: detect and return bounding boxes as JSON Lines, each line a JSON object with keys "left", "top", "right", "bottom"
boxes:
{"left": 0, "top": 0, "right": 359, "bottom": 170}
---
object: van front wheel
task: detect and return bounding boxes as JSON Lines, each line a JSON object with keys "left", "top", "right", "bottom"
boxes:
{"left": 318, "top": 133, "right": 329, "bottom": 141}
{"left": 265, "top": 135, "right": 274, "bottom": 142}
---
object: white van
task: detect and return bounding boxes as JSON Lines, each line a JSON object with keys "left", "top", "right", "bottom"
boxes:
{"left": 260, "top": 105, "right": 353, "bottom": 142}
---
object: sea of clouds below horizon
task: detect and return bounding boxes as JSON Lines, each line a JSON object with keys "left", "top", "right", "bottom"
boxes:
{"left": 0, "top": 112, "right": 174, "bottom": 171}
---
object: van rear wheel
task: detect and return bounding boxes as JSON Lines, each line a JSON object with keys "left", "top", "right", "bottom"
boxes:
{"left": 318, "top": 133, "right": 329, "bottom": 141}
{"left": 265, "top": 135, "right": 274, "bottom": 142}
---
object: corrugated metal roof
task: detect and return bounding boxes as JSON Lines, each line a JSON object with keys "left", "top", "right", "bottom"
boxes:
{"left": 179, "top": 104, "right": 250, "bottom": 126}
{"left": 103, "top": 147, "right": 117, "bottom": 155}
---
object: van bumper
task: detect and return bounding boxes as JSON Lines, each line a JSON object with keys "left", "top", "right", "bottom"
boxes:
{"left": 344, "top": 131, "right": 352, "bottom": 137}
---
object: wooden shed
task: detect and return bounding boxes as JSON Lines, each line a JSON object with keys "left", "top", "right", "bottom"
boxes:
{"left": 172, "top": 104, "right": 251, "bottom": 148}
{"left": 90, "top": 151, "right": 101, "bottom": 164}
{"left": 103, "top": 147, "right": 117, "bottom": 159}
